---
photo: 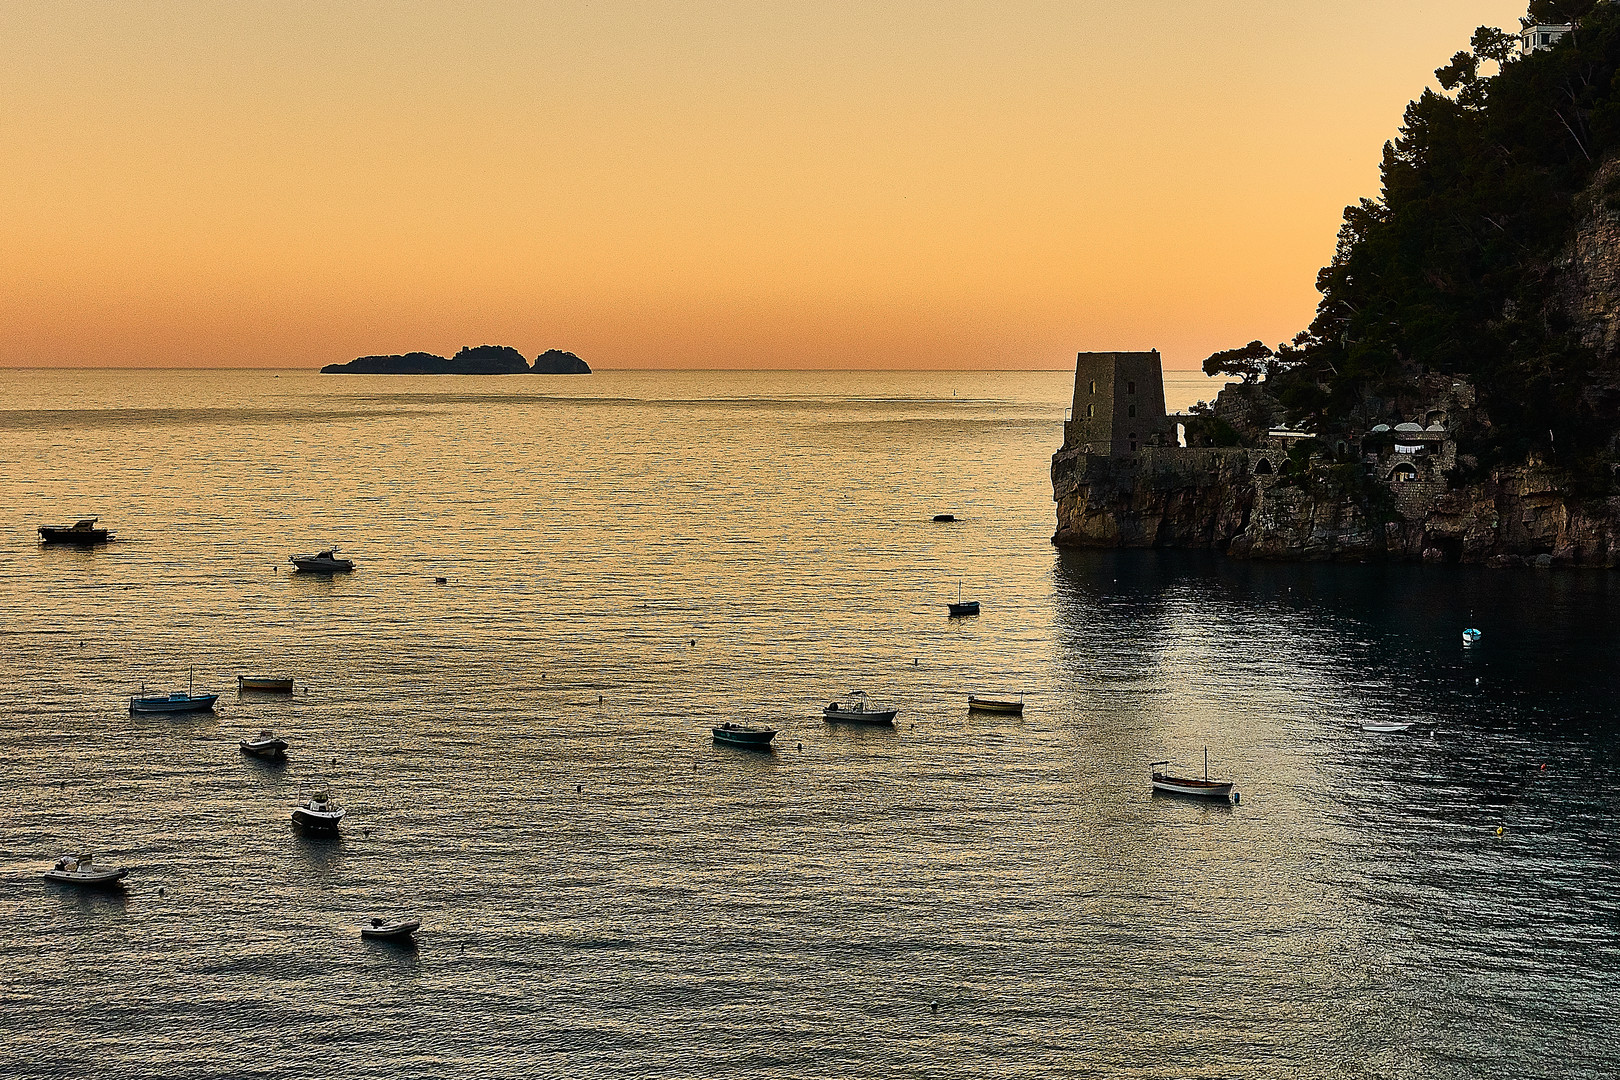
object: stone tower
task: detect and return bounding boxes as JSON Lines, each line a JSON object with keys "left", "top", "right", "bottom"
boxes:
{"left": 1063, "top": 350, "right": 1169, "bottom": 455}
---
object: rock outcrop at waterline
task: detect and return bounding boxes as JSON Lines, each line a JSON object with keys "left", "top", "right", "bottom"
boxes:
{"left": 321, "top": 345, "right": 590, "bottom": 374}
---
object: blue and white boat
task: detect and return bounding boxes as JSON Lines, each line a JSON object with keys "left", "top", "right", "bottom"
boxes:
{"left": 129, "top": 673, "right": 217, "bottom": 714}
{"left": 1462, "top": 628, "right": 1482, "bottom": 645}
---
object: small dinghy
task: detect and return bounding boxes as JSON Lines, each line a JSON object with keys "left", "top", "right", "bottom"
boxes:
{"left": 1150, "top": 749, "right": 1235, "bottom": 800}
{"left": 240, "top": 728, "right": 289, "bottom": 758}
{"left": 823, "top": 690, "right": 898, "bottom": 725}
{"left": 361, "top": 916, "right": 421, "bottom": 941}
{"left": 967, "top": 694, "right": 1024, "bottom": 715}
{"left": 290, "top": 548, "right": 354, "bottom": 573}
{"left": 43, "top": 853, "right": 129, "bottom": 889}
{"left": 712, "top": 722, "right": 777, "bottom": 748}
{"left": 946, "top": 580, "right": 980, "bottom": 617}
{"left": 292, "top": 782, "right": 346, "bottom": 832}
{"left": 238, "top": 675, "right": 294, "bottom": 693}
{"left": 1361, "top": 721, "right": 1414, "bottom": 733}
{"left": 932, "top": 514, "right": 956, "bottom": 522}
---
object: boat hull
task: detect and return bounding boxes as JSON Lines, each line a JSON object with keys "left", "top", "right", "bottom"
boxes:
{"left": 967, "top": 697, "right": 1024, "bottom": 714}
{"left": 291, "top": 559, "right": 353, "bottom": 573}
{"left": 823, "top": 709, "right": 898, "bottom": 725}
{"left": 241, "top": 740, "right": 288, "bottom": 758}
{"left": 238, "top": 677, "right": 294, "bottom": 693}
{"left": 947, "top": 602, "right": 980, "bottom": 617}
{"left": 43, "top": 867, "right": 128, "bottom": 888}
{"left": 1361, "top": 722, "right": 1413, "bottom": 733}
{"left": 1151, "top": 775, "right": 1234, "bottom": 799}
{"left": 712, "top": 726, "right": 776, "bottom": 747}
{"left": 361, "top": 919, "right": 421, "bottom": 940}
{"left": 39, "top": 527, "right": 111, "bottom": 544}
{"left": 129, "top": 695, "right": 218, "bottom": 714}
{"left": 292, "top": 807, "right": 345, "bottom": 831}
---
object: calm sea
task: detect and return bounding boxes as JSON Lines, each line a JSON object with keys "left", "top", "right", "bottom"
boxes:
{"left": 0, "top": 368, "right": 1616, "bottom": 1079}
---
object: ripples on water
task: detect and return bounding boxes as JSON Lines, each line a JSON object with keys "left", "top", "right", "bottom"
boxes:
{"left": 0, "top": 369, "right": 1617, "bottom": 1079}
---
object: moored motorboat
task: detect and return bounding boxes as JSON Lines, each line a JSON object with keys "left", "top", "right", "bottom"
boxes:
{"left": 43, "top": 853, "right": 129, "bottom": 889}
{"left": 1150, "top": 749, "right": 1235, "bottom": 800}
{"left": 967, "top": 694, "right": 1024, "bottom": 715}
{"left": 361, "top": 917, "right": 421, "bottom": 941}
{"left": 823, "top": 691, "right": 898, "bottom": 725}
{"left": 290, "top": 548, "right": 354, "bottom": 573}
{"left": 711, "top": 722, "right": 777, "bottom": 747}
{"left": 292, "top": 783, "right": 346, "bottom": 831}
{"left": 238, "top": 675, "right": 294, "bottom": 693}
{"left": 1361, "top": 721, "right": 1414, "bottom": 733}
{"left": 240, "top": 728, "right": 289, "bottom": 758}
{"left": 38, "top": 518, "right": 112, "bottom": 544}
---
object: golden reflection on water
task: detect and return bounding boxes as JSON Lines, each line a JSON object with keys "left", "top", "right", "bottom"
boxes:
{"left": 0, "top": 369, "right": 1616, "bottom": 1079}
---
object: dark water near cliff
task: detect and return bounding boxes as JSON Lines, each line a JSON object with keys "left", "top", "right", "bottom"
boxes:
{"left": 0, "top": 369, "right": 1617, "bottom": 1079}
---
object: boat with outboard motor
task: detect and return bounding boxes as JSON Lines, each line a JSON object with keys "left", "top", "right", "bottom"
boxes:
{"left": 292, "top": 782, "right": 346, "bottom": 831}
{"left": 711, "top": 722, "right": 777, "bottom": 747}
{"left": 43, "top": 853, "right": 129, "bottom": 889}
{"left": 240, "top": 729, "right": 289, "bottom": 758}
{"left": 290, "top": 548, "right": 354, "bottom": 573}
{"left": 361, "top": 917, "right": 421, "bottom": 941}
{"left": 38, "top": 518, "right": 112, "bottom": 544}
{"left": 1361, "top": 721, "right": 1415, "bottom": 733}
{"left": 823, "top": 691, "right": 898, "bottom": 725}
{"left": 1150, "top": 749, "right": 1235, "bottom": 800}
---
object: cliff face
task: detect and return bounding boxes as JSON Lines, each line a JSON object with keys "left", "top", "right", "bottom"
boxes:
{"left": 1053, "top": 445, "right": 1620, "bottom": 567}
{"left": 531, "top": 349, "right": 591, "bottom": 374}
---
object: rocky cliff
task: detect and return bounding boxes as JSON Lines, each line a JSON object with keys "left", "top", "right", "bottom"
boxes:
{"left": 321, "top": 344, "right": 590, "bottom": 375}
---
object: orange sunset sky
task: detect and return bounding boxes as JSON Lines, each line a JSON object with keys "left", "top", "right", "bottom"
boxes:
{"left": 1, "top": 1, "right": 1526, "bottom": 370}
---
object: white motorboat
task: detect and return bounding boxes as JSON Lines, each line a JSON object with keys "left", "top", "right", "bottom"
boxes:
{"left": 823, "top": 690, "right": 898, "bottom": 725}
{"left": 361, "top": 917, "right": 421, "bottom": 941}
{"left": 43, "top": 854, "right": 129, "bottom": 889}
{"left": 292, "top": 783, "right": 346, "bottom": 831}
{"left": 240, "top": 729, "right": 289, "bottom": 758}
{"left": 1361, "top": 721, "right": 1414, "bottom": 733}
{"left": 290, "top": 548, "right": 354, "bottom": 573}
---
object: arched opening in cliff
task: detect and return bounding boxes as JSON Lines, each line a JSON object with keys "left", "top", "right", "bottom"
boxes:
{"left": 1424, "top": 533, "right": 1464, "bottom": 563}
{"left": 1254, "top": 458, "right": 1273, "bottom": 475}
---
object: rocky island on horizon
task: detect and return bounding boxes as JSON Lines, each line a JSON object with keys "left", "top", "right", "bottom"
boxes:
{"left": 1054, "top": 3, "right": 1620, "bottom": 568}
{"left": 321, "top": 345, "right": 590, "bottom": 375}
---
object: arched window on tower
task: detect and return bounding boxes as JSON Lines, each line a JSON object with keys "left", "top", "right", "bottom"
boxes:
{"left": 1087, "top": 404, "right": 1095, "bottom": 418}
{"left": 1254, "top": 458, "right": 1273, "bottom": 476}
{"left": 1127, "top": 380, "right": 1136, "bottom": 394}
{"left": 1128, "top": 404, "right": 1136, "bottom": 417}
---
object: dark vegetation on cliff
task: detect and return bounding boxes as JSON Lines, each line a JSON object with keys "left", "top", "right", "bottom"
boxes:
{"left": 1204, "top": 0, "right": 1620, "bottom": 493}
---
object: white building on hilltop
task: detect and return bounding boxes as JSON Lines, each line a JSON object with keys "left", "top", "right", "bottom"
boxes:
{"left": 1520, "top": 23, "right": 1573, "bottom": 54}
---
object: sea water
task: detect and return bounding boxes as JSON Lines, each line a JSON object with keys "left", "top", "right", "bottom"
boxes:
{"left": 0, "top": 368, "right": 1616, "bottom": 1079}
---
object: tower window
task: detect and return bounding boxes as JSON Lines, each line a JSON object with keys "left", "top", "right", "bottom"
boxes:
{"left": 1089, "top": 380, "right": 1096, "bottom": 394}
{"left": 1127, "top": 381, "right": 1136, "bottom": 394}
{"left": 1086, "top": 404, "right": 1095, "bottom": 418}
{"left": 1128, "top": 404, "right": 1136, "bottom": 417}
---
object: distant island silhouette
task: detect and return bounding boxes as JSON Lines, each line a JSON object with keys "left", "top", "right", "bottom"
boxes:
{"left": 321, "top": 345, "right": 590, "bottom": 375}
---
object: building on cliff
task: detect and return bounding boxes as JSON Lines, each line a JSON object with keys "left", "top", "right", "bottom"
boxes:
{"left": 1062, "top": 352, "right": 1171, "bottom": 455}
{"left": 1519, "top": 22, "right": 1572, "bottom": 54}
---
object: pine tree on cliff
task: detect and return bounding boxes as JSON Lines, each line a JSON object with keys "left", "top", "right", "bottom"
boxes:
{"left": 1209, "top": 0, "right": 1620, "bottom": 485}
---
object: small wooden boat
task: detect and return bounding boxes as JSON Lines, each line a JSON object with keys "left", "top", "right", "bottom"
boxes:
{"left": 240, "top": 729, "right": 289, "bottom": 758}
{"left": 130, "top": 672, "right": 217, "bottom": 714}
{"left": 1361, "top": 721, "right": 1414, "bottom": 733}
{"left": 946, "top": 580, "right": 979, "bottom": 617}
{"left": 711, "top": 722, "right": 777, "bottom": 747}
{"left": 1150, "top": 749, "right": 1234, "bottom": 799}
{"left": 967, "top": 694, "right": 1024, "bottom": 715}
{"left": 292, "top": 783, "right": 346, "bottom": 831}
{"left": 361, "top": 917, "right": 421, "bottom": 941}
{"left": 238, "top": 675, "right": 294, "bottom": 693}
{"left": 38, "top": 518, "right": 112, "bottom": 544}
{"left": 43, "top": 854, "right": 128, "bottom": 889}
{"left": 823, "top": 691, "right": 898, "bottom": 725}
{"left": 290, "top": 548, "right": 354, "bottom": 573}
{"left": 932, "top": 514, "right": 956, "bottom": 522}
